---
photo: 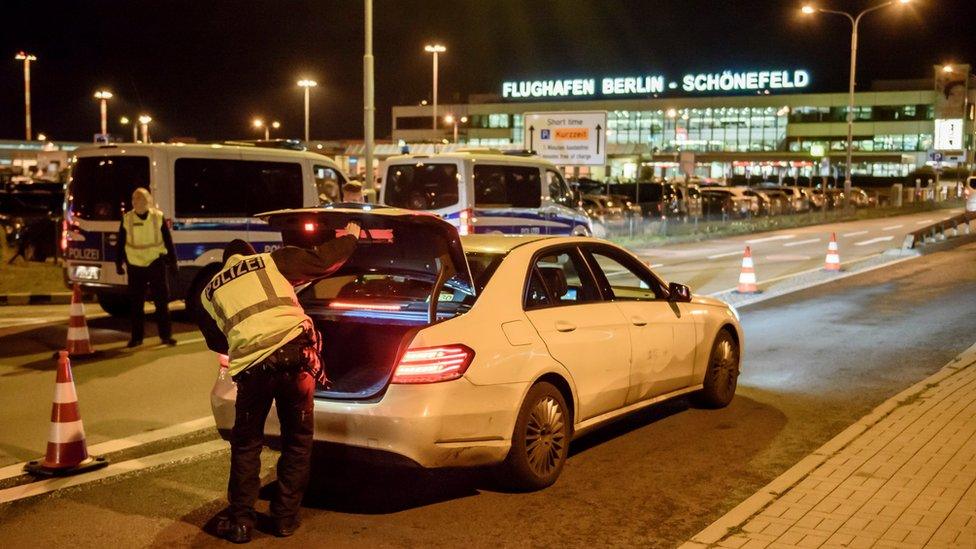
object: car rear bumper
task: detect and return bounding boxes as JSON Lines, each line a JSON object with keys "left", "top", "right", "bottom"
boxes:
{"left": 211, "top": 373, "right": 527, "bottom": 468}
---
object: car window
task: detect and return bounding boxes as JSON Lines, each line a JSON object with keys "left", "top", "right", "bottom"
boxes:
{"left": 174, "top": 158, "right": 303, "bottom": 217}
{"left": 585, "top": 247, "right": 668, "bottom": 301}
{"left": 314, "top": 165, "right": 345, "bottom": 205}
{"left": 473, "top": 165, "right": 541, "bottom": 208}
{"left": 524, "top": 248, "right": 600, "bottom": 309}
{"left": 546, "top": 170, "right": 573, "bottom": 206}
{"left": 384, "top": 163, "right": 459, "bottom": 210}
{"left": 525, "top": 269, "right": 552, "bottom": 308}
{"left": 68, "top": 156, "right": 150, "bottom": 220}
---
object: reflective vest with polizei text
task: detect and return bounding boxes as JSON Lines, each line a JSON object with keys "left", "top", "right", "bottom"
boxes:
{"left": 123, "top": 209, "right": 167, "bottom": 267}
{"left": 202, "top": 253, "right": 309, "bottom": 377}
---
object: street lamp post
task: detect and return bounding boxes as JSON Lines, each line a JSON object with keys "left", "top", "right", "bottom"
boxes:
{"left": 120, "top": 116, "right": 137, "bottom": 143}
{"left": 271, "top": 121, "right": 281, "bottom": 139}
{"left": 802, "top": 0, "right": 911, "bottom": 208}
{"left": 14, "top": 51, "right": 37, "bottom": 140}
{"left": 253, "top": 119, "right": 269, "bottom": 141}
{"left": 138, "top": 115, "right": 152, "bottom": 143}
{"left": 297, "top": 79, "right": 317, "bottom": 142}
{"left": 424, "top": 44, "right": 446, "bottom": 131}
{"left": 444, "top": 114, "right": 467, "bottom": 144}
{"left": 364, "top": 0, "right": 375, "bottom": 186}
{"left": 94, "top": 90, "right": 113, "bottom": 138}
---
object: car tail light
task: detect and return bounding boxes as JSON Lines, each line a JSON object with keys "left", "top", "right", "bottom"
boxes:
{"left": 329, "top": 301, "right": 403, "bottom": 311}
{"left": 392, "top": 345, "right": 474, "bottom": 384}
{"left": 458, "top": 208, "right": 473, "bottom": 236}
{"left": 304, "top": 222, "right": 316, "bottom": 232}
{"left": 60, "top": 219, "right": 69, "bottom": 252}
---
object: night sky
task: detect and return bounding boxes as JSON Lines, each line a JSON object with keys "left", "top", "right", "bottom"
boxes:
{"left": 2, "top": 0, "right": 974, "bottom": 143}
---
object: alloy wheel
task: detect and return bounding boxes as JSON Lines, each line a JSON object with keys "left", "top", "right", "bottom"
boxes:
{"left": 524, "top": 396, "right": 566, "bottom": 478}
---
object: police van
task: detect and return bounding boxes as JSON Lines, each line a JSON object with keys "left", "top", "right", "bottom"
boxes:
{"left": 379, "top": 150, "right": 591, "bottom": 237}
{"left": 63, "top": 143, "right": 350, "bottom": 316}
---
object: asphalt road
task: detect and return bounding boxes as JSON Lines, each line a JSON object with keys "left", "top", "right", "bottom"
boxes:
{"left": 0, "top": 231, "right": 973, "bottom": 547}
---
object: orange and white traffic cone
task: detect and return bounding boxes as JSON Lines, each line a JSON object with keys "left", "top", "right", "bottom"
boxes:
{"left": 736, "top": 246, "right": 759, "bottom": 294}
{"left": 25, "top": 351, "right": 107, "bottom": 477}
{"left": 824, "top": 232, "right": 841, "bottom": 272}
{"left": 65, "top": 284, "right": 96, "bottom": 357}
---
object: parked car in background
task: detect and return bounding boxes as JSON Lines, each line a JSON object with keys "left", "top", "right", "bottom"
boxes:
{"left": 676, "top": 184, "right": 703, "bottom": 219}
{"left": 581, "top": 194, "right": 626, "bottom": 226}
{"left": 608, "top": 180, "right": 681, "bottom": 220}
{"left": 700, "top": 190, "right": 734, "bottom": 220}
{"left": 700, "top": 188, "right": 753, "bottom": 218}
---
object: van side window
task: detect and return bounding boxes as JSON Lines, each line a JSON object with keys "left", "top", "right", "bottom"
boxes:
{"left": 175, "top": 159, "right": 303, "bottom": 217}
{"left": 546, "top": 170, "right": 573, "bottom": 206}
{"left": 314, "top": 165, "right": 344, "bottom": 205}
{"left": 473, "top": 165, "right": 541, "bottom": 208}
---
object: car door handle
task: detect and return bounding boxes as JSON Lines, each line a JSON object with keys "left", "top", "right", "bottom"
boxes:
{"left": 630, "top": 316, "right": 648, "bottom": 327}
{"left": 554, "top": 320, "right": 577, "bottom": 333}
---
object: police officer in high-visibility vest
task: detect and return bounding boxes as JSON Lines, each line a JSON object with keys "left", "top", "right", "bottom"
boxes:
{"left": 115, "top": 187, "right": 178, "bottom": 347}
{"left": 196, "top": 222, "right": 360, "bottom": 544}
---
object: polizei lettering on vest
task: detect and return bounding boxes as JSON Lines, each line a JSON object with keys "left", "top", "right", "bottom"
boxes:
{"left": 205, "top": 256, "right": 267, "bottom": 300}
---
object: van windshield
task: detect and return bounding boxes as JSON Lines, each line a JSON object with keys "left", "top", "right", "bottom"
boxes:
{"left": 384, "top": 163, "right": 459, "bottom": 210}
{"left": 68, "top": 156, "right": 151, "bottom": 220}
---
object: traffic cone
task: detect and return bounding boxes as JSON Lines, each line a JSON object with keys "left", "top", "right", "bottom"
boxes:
{"left": 24, "top": 351, "right": 108, "bottom": 477}
{"left": 736, "top": 246, "right": 759, "bottom": 294}
{"left": 824, "top": 233, "right": 841, "bottom": 272}
{"left": 65, "top": 284, "right": 96, "bottom": 357}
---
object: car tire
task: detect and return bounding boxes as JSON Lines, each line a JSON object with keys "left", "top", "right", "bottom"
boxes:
{"left": 97, "top": 293, "right": 131, "bottom": 318}
{"left": 498, "top": 381, "right": 571, "bottom": 491}
{"left": 696, "top": 329, "right": 740, "bottom": 408}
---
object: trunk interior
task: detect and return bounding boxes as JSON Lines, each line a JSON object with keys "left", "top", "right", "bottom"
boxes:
{"left": 313, "top": 318, "right": 421, "bottom": 400}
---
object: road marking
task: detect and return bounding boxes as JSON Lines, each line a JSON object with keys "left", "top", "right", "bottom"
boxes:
{"left": 842, "top": 230, "right": 868, "bottom": 237}
{"left": 0, "top": 439, "right": 227, "bottom": 505}
{"left": 0, "top": 416, "right": 215, "bottom": 482}
{"left": 915, "top": 219, "right": 935, "bottom": 225}
{"left": 745, "top": 235, "right": 795, "bottom": 244}
{"left": 783, "top": 238, "right": 821, "bottom": 247}
{"left": 0, "top": 317, "right": 51, "bottom": 328}
{"left": 882, "top": 224, "right": 904, "bottom": 231}
{"left": 707, "top": 251, "right": 743, "bottom": 260}
{"left": 854, "top": 236, "right": 894, "bottom": 246}
{"left": 765, "top": 254, "right": 811, "bottom": 262}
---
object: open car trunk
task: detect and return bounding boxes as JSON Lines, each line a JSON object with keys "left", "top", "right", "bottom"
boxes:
{"left": 261, "top": 205, "right": 475, "bottom": 400}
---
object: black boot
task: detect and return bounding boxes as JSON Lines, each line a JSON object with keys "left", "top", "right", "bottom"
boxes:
{"left": 273, "top": 515, "right": 300, "bottom": 537}
{"left": 218, "top": 519, "right": 252, "bottom": 544}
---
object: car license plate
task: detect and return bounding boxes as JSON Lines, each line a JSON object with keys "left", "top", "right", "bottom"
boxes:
{"left": 73, "top": 265, "right": 101, "bottom": 281}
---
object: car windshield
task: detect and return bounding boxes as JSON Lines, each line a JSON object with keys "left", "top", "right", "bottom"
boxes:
{"left": 68, "top": 156, "right": 150, "bottom": 220}
{"left": 384, "top": 163, "right": 459, "bottom": 210}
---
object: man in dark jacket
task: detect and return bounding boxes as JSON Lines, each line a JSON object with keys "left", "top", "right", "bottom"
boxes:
{"left": 197, "top": 222, "right": 359, "bottom": 543}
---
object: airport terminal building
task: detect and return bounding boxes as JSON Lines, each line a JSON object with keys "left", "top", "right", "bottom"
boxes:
{"left": 389, "top": 65, "right": 975, "bottom": 182}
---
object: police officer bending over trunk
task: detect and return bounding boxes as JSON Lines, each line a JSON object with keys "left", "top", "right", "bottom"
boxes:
{"left": 197, "top": 221, "right": 360, "bottom": 543}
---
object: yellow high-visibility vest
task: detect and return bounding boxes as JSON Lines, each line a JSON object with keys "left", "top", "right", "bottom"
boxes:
{"left": 201, "top": 253, "right": 309, "bottom": 376}
{"left": 123, "top": 209, "right": 167, "bottom": 267}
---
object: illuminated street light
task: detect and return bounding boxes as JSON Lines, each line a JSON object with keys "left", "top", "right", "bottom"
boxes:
{"left": 271, "top": 120, "right": 281, "bottom": 138}
{"left": 120, "top": 116, "right": 138, "bottom": 143}
{"left": 14, "top": 51, "right": 37, "bottom": 140}
{"left": 37, "top": 133, "right": 47, "bottom": 142}
{"left": 297, "top": 78, "right": 318, "bottom": 142}
{"left": 801, "top": 0, "right": 912, "bottom": 208}
{"left": 424, "top": 44, "right": 446, "bottom": 131}
{"left": 942, "top": 64, "right": 954, "bottom": 73}
{"left": 444, "top": 114, "right": 468, "bottom": 143}
{"left": 253, "top": 118, "right": 271, "bottom": 140}
{"left": 93, "top": 90, "right": 113, "bottom": 138}
{"left": 665, "top": 108, "right": 678, "bottom": 118}
{"left": 138, "top": 115, "right": 152, "bottom": 143}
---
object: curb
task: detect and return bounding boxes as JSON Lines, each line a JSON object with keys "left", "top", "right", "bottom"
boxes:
{"left": 0, "top": 292, "right": 74, "bottom": 306}
{"left": 683, "top": 341, "right": 976, "bottom": 547}
{"left": 709, "top": 250, "right": 922, "bottom": 309}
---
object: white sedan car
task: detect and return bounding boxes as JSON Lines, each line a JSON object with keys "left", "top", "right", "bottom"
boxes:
{"left": 211, "top": 206, "right": 743, "bottom": 490}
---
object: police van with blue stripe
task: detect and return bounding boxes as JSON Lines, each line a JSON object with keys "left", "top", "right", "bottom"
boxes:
{"left": 63, "top": 142, "right": 350, "bottom": 316}
{"left": 379, "top": 150, "right": 591, "bottom": 237}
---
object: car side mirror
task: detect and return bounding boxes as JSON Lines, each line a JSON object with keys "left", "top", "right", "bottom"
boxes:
{"left": 668, "top": 282, "right": 692, "bottom": 302}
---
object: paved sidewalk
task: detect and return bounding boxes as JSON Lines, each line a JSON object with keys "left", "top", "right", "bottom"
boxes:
{"left": 684, "top": 343, "right": 976, "bottom": 549}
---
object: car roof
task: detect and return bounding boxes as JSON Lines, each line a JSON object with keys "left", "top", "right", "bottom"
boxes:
{"left": 384, "top": 150, "right": 558, "bottom": 169}
{"left": 71, "top": 142, "right": 335, "bottom": 163}
{"left": 460, "top": 234, "right": 552, "bottom": 254}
